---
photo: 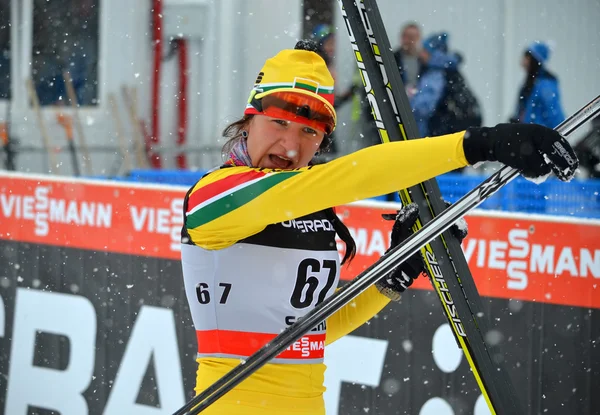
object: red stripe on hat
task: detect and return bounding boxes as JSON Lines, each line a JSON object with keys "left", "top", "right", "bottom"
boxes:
{"left": 319, "top": 92, "right": 335, "bottom": 106}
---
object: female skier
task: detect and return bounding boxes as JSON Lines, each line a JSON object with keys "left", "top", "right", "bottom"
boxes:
{"left": 180, "top": 40, "right": 578, "bottom": 414}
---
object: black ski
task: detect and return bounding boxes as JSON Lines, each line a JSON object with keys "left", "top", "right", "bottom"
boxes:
{"left": 338, "top": 0, "right": 521, "bottom": 413}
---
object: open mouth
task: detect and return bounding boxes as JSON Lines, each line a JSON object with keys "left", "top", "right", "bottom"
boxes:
{"left": 269, "top": 154, "right": 293, "bottom": 169}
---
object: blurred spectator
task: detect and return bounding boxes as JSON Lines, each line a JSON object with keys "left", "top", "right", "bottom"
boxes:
{"left": 510, "top": 41, "right": 565, "bottom": 128}
{"left": 313, "top": 24, "right": 335, "bottom": 66}
{"left": 351, "top": 22, "right": 423, "bottom": 149}
{"left": 32, "top": 0, "right": 99, "bottom": 106}
{"left": 311, "top": 25, "right": 356, "bottom": 156}
{"left": 393, "top": 22, "right": 422, "bottom": 97}
{"left": 312, "top": 24, "right": 355, "bottom": 110}
{"left": 411, "top": 32, "right": 481, "bottom": 137}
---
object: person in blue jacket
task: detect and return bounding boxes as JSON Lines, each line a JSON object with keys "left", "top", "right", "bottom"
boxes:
{"left": 511, "top": 41, "right": 565, "bottom": 129}
{"left": 410, "top": 32, "right": 462, "bottom": 137}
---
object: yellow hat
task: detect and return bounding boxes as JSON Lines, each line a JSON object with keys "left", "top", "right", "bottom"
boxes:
{"left": 245, "top": 48, "right": 336, "bottom": 129}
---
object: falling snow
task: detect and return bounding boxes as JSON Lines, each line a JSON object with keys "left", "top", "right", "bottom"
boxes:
{"left": 0, "top": 2, "right": 597, "bottom": 415}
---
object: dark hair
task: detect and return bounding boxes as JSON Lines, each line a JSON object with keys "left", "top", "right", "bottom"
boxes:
{"left": 295, "top": 39, "right": 320, "bottom": 53}
{"left": 221, "top": 115, "right": 253, "bottom": 156}
{"left": 401, "top": 21, "right": 420, "bottom": 33}
{"left": 519, "top": 51, "right": 557, "bottom": 110}
{"left": 517, "top": 52, "right": 540, "bottom": 110}
{"left": 324, "top": 208, "right": 356, "bottom": 265}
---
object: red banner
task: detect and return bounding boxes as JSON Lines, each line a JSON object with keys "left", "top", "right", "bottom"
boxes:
{"left": 2, "top": 173, "right": 599, "bottom": 308}
{"left": 0, "top": 174, "right": 184, "bottom": 259}
{"left": 338, "top": 203, "right": 600, "bottom": 309}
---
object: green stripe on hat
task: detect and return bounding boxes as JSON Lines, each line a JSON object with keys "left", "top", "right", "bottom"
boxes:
{"left": 258, "top": 82, "right": 334, "bottom": 96}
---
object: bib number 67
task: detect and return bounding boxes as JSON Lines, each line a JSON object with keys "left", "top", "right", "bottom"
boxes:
{"left": 290, "top": 258, "right": 337, "bottom": 309}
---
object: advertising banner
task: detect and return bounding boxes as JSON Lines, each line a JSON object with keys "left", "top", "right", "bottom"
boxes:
{"left": 338, "top": 203, "right": 600, "bottom": 309}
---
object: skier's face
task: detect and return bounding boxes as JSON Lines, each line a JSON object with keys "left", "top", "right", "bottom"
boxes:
{"left": 246, "top": 114, "right": 325, "bottom": 170}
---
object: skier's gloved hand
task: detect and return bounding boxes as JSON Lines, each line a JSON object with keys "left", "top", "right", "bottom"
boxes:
{"left": 375, "top": 203, "right": 423, "bottom": 301}
{"left": 376, "top": 203, "right": 469, "bottom": 301}
{"left": 462, "top": 123, "right": 579, "bottom": 181}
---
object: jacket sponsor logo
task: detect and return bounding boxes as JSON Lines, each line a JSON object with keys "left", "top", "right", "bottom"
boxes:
{"left": 129, "top": 198, "right": 184, "bottom": 251}
{"left": 285, "top": 316, "right": 326, "bottom": 332}
{"left": 286, "top": 335, "right": 325, "bottom": 358}
{"left": 463, "top": 228, "right": 600, "bottom": 290}
{"left": 0, "top": 186, "right": 112, "bottom": 236}
{"left": 281, "top": 218, "right": 334, "bottom": 233}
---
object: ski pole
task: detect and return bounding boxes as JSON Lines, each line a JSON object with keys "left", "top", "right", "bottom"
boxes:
{"left": 339, "top": 1, "right": 519, "bottom": 411}
{"left": 56, "top": 112, "right": 81, "bottom": 177}
{"left": 173, "top": 94, "right": 600, "bottom": 415}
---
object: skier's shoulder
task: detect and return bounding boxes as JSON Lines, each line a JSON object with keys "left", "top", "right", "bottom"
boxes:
{"left": 186, "top": 164, "right": 255, "bottom": 199}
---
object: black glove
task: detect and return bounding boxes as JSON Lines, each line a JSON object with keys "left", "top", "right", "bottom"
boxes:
{"left": 462, "top": 123, "right": 579, "bottom": 181}
{"left": 376, "top": 203, "right": 468, "bottom": 301}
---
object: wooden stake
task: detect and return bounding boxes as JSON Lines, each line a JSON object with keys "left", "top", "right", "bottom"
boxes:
{"left": 56, "top": 111, "right": 81, "bottom": 176}
{"left": 121, "top": 85, "right": 149, "bottom": 169}
{"left": 108, "top": 92, "right": 132, "bottom": 173}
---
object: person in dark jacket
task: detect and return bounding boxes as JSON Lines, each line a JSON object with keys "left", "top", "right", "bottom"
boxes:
{"left": 511, "top": 41, "right": 565, "bottom": 129}
{"left": 393, "top": 22, "right": 422, "bottom": 97}
{"left": 411, "top": 32, "right": 462, "bottom": 137}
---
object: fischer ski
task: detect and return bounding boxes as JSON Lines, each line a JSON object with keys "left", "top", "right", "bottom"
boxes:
{"left": 338, "top": 0, "right": 594, "bottom": 412}
{"left": 171, "top": 92, "right": 600, "bottom": 414}
{"left": 338, "top": 0, "right": 520, "bottom": 412}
